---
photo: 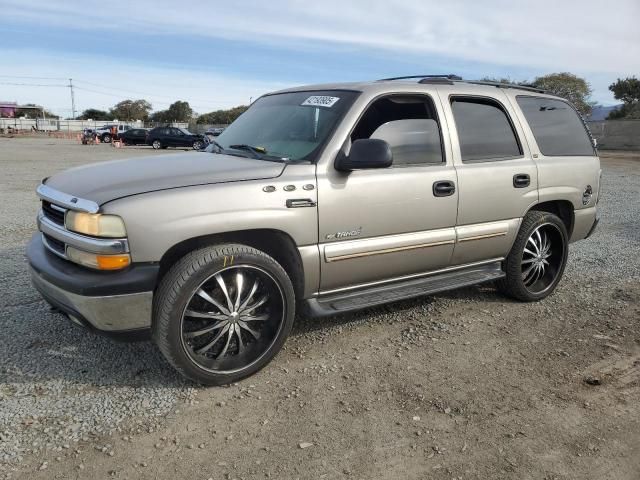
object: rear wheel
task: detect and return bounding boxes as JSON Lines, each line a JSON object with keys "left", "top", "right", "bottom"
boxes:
{"left": 154, "top": 244, "right": 295, "bottom": 385}
{"left": 152, "top": 139, "right": 162, "bottom": 150}
{"left": 497, "top": 210, "right": 568, "bottom": 301}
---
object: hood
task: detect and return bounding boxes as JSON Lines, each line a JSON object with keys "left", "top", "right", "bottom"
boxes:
{"left": 44, "top": 152, "right": 285, "bottom": 205}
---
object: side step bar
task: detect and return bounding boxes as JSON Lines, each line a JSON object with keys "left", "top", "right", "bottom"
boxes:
{"left": 304, "top": 261, "right": 505, "bottom": 317}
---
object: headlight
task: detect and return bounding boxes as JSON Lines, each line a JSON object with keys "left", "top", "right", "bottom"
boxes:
{"left": 66, "top": 246, "right": 131, "bottom": 270}
{"left": 65, "top": 212, "right": 126, "bottom": 238}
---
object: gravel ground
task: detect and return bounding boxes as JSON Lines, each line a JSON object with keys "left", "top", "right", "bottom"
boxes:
{"left": 0, "top": 137, "right": 196, "bottom": 466}
{"left": 0, "top": 137, "right": 638, "bottom": 480}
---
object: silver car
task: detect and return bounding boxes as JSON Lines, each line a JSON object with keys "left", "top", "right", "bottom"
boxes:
{"left": 27, "top": 76, "right": 601, "bottom": 385}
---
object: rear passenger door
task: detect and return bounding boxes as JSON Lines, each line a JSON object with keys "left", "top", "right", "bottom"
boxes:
{"left": 436, "top": 87, "right": 538, "bottom": 266}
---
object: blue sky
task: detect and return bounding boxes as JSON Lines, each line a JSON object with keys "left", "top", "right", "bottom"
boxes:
{"left": 1, "top": 0, "right": 638, "bottom": 117}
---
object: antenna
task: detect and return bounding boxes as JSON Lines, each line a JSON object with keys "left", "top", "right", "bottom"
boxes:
{"left": 68, "top": 78, "right": 76, "bottom": 119}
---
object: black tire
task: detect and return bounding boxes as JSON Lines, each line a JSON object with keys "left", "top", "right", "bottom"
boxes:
{"left": 497, "top": 210, "right": 568, "bottom": 302}
{"left": 192, "top": 140, "right": 203, "bottom": 150}
{"left": 151, "top": 139, "right": 162, "bottom": 150}
{"left": 102, "top": 133, "right": 112, "bottom": 143}
{"left": 153, "top": 244, "right": 295, "bottom": 385}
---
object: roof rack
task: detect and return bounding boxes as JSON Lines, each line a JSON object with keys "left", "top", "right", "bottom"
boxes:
{"left": 378, "top": 74, "right": 463, "bottom": 82}
{"left": 377, "top": 75, "right": 547, "bottom": 93}
{"left": 464, "top": 80, "right": 546, "bottom": 94}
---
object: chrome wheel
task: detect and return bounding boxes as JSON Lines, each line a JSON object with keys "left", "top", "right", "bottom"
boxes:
{"left": 180, "top": 265, "right": 285, "bottom": 374}
{"left": 193, "top": 140, "right": 203, "bottom": 150}
{"left": 152, "top": 140, "right": 161, "bottom": 149}
{"left": 521, "top": 223, "right": 565, "bottom": 294}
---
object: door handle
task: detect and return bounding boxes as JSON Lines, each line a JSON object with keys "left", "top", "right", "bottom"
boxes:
{"left": 433, "top": 180, "right": 456, "bottom": 197}
{"left": 513, "top": 174, "right": 530, "bottom": 188}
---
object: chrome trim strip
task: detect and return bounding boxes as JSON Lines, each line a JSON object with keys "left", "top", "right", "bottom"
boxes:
{"left": 326, "top": 239, "right": 455, "bottom": 262}
{"left": 37, "top": 184, "right": 100, "bottom": 213}
{"left": 324, "top": 228, "right": 456, "bottom": 263}
{"left": 455, "top": 220, "right": 511, "bottom": 241}
{"left": 457, "top": 232, "right": 507, "bottom": 242}
{"left": 38, "top": 212, "right": 129, "bottom": 255}
{"left": 49, "top": 203, "right": 67, "bottom": 213}
{"left": 318, "top": 257, "right": 504, "bottom": 296}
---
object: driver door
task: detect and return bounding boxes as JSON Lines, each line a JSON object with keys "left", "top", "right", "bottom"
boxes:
{"left": 316, "top": 93, "right": 458, "bottom": 291}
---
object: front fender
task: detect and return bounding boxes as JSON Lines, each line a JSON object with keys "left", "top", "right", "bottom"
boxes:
{"left": 102, "top": 166, "right": 318, "bottom": 263}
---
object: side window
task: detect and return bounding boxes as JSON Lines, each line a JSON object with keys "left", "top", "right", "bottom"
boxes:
{"left": 351, "top": 95, "right": 444, "bottom": 165}
{"left": 516, "top": 96, "right": 594, "bottom": 156}
{"left": 451, "top": 97, "right": 522, "bottom": 162}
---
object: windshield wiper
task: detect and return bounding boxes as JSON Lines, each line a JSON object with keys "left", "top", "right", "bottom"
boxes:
{"left": 228, "top": 144, "right": 269, "bottom": 159}
{"left": 227, "top": 144, "right": 289, "bottom": 162}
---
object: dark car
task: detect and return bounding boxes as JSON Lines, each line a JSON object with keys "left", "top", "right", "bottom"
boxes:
{"left": 146, "top": 127, "right": 205, "bottom": 150}
{"left": 119, "top": 128, "right": 149, "bottom": 146}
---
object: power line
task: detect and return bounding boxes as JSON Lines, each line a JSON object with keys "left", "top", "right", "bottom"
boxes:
{"left": 0, "top": 75, "right": 68, "bottom": 80}
{"left": 0, "top": 82, "right": 68, "bottom": 87}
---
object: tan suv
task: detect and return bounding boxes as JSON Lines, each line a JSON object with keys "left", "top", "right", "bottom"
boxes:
{"left": 28, "top": 75, "right": 601, "bottom": 385}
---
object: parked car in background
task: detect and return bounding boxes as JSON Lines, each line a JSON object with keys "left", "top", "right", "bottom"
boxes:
{"left": 119, "top": 128, "right": 149, "bottom": 146}
{"left": 146, "top": 126, "right": 205, "bottom": 150}
{"left": 96, "top": 124, "right": 132, "bottom": 143}
{"left": 204, "top": 127, "right": 225, "bottom": 141}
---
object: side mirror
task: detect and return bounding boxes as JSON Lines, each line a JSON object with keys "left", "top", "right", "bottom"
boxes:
{"left": 335, "top": 138, "right": 393, "bottom": 172}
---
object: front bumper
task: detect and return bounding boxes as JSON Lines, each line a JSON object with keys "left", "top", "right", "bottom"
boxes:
{"left": 27, "top": 233, "right": 158, "bottom": 337}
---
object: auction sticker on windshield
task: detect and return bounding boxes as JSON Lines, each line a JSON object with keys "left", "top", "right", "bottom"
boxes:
{"left": 301, "top": 96, "right": 340, "bottom": 108}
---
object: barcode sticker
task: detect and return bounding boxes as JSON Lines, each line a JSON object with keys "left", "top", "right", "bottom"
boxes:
{"left": 301, "top": 96, "right": 340, "bottom": 108}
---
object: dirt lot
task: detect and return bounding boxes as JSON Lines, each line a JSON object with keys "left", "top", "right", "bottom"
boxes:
{"left": 1, "top": 137, "right": 639, "bottom": 480}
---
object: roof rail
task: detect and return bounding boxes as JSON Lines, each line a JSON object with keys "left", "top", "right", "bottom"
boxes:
{"left": 464, "top": 80, "right": 546, "bottom": 94}
{"left": 376, "top": 75, "right": 547, "bottom": 93}
{"left": 378, "top": 74, "right": 463, "bottom": 82}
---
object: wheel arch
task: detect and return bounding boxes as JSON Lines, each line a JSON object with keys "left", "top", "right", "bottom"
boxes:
{"left": 528, "top": 200, "right": 574, "bottom": 238}
{"left": 157, "top": 229, "right": 306, "bottom": 300}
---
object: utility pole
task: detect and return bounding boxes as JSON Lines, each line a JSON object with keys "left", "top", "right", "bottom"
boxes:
{"left": 68, "top": 78, "right": 76, "bottom": 119}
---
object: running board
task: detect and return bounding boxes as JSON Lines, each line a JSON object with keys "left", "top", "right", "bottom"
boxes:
{"left": 304, "top": 261, "right": 504, "bottom": 317}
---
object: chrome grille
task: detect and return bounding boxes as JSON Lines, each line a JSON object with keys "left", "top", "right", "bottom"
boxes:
{"left": 41, "top": 201, "right": 66, "bottom": 226}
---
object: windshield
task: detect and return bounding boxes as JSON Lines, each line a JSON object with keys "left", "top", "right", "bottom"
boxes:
{"left": 214, "top": 90, "right": 359, "bottom": 161}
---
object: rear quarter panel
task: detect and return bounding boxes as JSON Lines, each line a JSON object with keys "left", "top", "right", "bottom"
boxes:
{"left": 504, "top": 91, "right": 601, "bottom": 241}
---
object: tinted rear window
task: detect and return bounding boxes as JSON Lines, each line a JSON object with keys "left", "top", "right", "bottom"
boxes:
{"left": 516, "top": 96, "right": 594, "bottom": 156}
{"left": 451, "top": 97, "right": 521, "bottom": 162}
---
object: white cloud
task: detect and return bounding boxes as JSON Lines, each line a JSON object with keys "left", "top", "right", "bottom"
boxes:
{"left": 3, "top": 0, "right": 638, "bottom": 73}
{"left": 1, "top": 0, "right": 637, "bottom": 111}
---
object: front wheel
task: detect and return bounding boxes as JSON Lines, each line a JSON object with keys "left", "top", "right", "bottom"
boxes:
{"left": 497, "top": 210, "right": 568, "bottom": 302}
{"left": 192, "top": 140, "right": 203, "bottom": 150}
{"left": 102, "top": 133, "right": 112, "bottom": 143}
{"left": 153, "top": 244, "right": 295, "bottom": 385}
{"left": 152, "top": 139, "right": 162, "bottom": 150}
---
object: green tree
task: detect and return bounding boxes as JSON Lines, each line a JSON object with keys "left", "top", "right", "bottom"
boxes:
{"left": 607, "top": 77, "right": 640, "bottom": 119}
{"left": 109, "top": 99, "right": 152, "bottom": 121}
{"left": 150, "top": 101, "right": 194, "bottom": 123}
{"left": 532, "top": 73, "right": 594, "bottom": 115}
{"left": 479, "top": 76, "right": 527, "bottom": 85}
{"left": 76, "top": 108, "right": 113, "bottom": 121}
{"left": 197, "top": 105, "right": 248, "bottom": 124}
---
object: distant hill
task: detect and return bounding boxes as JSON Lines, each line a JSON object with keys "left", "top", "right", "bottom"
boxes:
{"left": 588, "top": 104, "right": 623, "bottom": 121}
